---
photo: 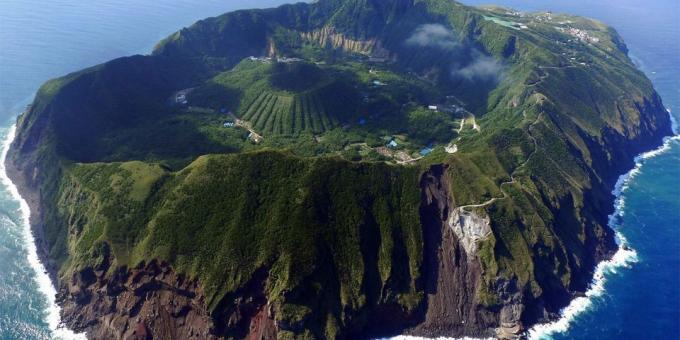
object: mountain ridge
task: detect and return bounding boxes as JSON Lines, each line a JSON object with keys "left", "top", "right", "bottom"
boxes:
{"left": 6, "top": 0, "right": 673, "bottom": 338}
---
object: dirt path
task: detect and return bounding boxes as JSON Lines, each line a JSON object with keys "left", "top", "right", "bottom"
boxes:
{"left": 446, "top": 113, "right": 479, "bottom": 154}
{"left": 396, "top": 156, "right": 423, "bottom": 165}
{"left": 229, "top": 112, "right": 263, "bottom": 142}
{"left": 457, "top": 118, "right": 466, "bottom": 134}
{"left": 528, "top": 64, "right": 579, "bottom": 87}
{"left": 470, "top": 115, "right": 480, "bottom": 132}
{"left": 458, "top": 112, "right": 543, "bottom": 211}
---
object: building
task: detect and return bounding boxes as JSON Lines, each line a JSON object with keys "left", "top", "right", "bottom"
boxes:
{"left": 387, "top": 140, "right": 398, "bottom": 148}
{"left": 277, "top": 57, "right": 303, "bottom": 63}
{"left": 428, "top": 105, "right": 438, "bottom": 111}
{"left": 248, "top": 132, "right": 263, "bottom": 144}
{"left": 420, "top": 147, "right": 433, "bottom": 156}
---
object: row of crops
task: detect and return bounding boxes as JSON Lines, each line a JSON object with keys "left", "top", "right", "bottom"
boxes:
{"left": 239, "top": 90, "right": 343, "bottom": 135}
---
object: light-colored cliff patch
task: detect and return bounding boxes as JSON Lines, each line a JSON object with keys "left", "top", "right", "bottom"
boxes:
{"left": 447, "top": 207, "right": 492, "bottom": 258}
{"left": 300, "top": 26, "right": 390, "bottom": 57}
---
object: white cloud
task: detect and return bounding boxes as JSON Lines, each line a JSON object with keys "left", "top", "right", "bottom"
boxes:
{"left": 453, "top": 53, "right": 504, "bottom": 81}
{"left": 406, "top": 24, "right": 459, "bottom": 50}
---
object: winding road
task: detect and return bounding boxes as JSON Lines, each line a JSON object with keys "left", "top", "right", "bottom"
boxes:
{"left": 458, "top": 111, "right": 543, "bottom": 211}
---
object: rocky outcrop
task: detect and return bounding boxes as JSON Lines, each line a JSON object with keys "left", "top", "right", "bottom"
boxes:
{"left": 409, "top": 164, "right": 500, "bottom": 338}
{"left": 448, "top": 208, "right": 492, "bottom": 258}
{"left": 300, "top": 26, "right": 391, "bottom": 58}
{"left": 4, "top": 0, "right": 675, "bottom": 338}
{"left": 211, "top": 267, "right": 277, "bottom": 340}
{"left": 58, "top": 259, "right": 215, "bottom": 340}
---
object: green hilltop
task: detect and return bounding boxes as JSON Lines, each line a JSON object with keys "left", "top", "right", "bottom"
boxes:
{"left": 7, "top": 0, "right": 672, "bottom": 338}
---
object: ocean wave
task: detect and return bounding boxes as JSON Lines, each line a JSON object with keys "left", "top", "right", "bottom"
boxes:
{"left": 383, "top": 119, "right": 679, "bottom": 340}
{"left": 0, "top": 124, "right": 86, "bottom": 340}
{"left": 526, "top": 232, "right": 638, "bottom": 340}
{"left": 669, "top": 109, "right": 678, "bottom": 134}
{"left": 382, "top": 336, "right": 493, "bottom": 340}
{"left": 527, "top": 117, "right": 679, "bottom": 339}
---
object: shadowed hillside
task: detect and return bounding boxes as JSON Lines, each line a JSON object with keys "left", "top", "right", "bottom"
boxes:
{"left": 7, "top": 0, "right": 672, "bottom": 338}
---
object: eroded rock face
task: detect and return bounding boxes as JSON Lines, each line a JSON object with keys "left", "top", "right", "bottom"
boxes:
{"left": 447, "top": 208, "right": 492, "bottom": 258}
{"left": 411, "top": 164, "right": 499, "bottom": 338}
{"left": 493, "top": 278, "right": 525, "bottom": 339}
{"left": 300, "top": 26, "right": 391, "bottom": 57}
{"left": 59, "top": 259, "right": 215, "bottom": 340}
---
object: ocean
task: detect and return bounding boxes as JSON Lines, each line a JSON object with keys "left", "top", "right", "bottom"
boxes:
{"left": 0, "top": 0, "right": 678, "bottom": 339}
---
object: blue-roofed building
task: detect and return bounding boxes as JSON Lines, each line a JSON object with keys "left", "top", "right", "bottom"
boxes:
{"left": 358, "top": 118, "right": 367, "bottom": 125}
{"left": 420, "top": 147, "right": 433, "bottom": 156}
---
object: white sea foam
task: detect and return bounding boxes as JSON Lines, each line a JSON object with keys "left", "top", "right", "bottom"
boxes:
{"left": 526, "top": 232, "right": 638, "bottom": 339}
{"left": 383, "top": 114, "right": 679, "bottom": 340}
{"left": 527, "top": 114, "right": 679, "bottom": 339}
{"left": 0, "top": 124, "right": 86, "bottom": 340}
{"left": 668, "top": 108, "right": 677, "bottom": 134}
{"left": 383, "top": 336, "right": 493, "bottom": 340}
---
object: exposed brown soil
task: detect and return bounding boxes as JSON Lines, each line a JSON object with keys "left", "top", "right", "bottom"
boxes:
{"left": 58, "top": 259, "right": 215, "bottom": 340}
{"left": 408, "top": 164, "right": 500, "bottom": 338}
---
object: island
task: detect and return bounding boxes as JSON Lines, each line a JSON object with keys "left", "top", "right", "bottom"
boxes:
{"left": 6, "top": 0, "right": 672, "bottom": 339}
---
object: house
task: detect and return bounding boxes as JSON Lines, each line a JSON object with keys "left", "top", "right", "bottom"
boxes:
{"left": 248, "top": 132, "right": 263, "bottom": 143}
{"left": 428, "top": 105, "right": 438, "bottom": 111}
{"left": 277, "top": 57, "right": 303, "bottom": 63}
{"left": 420, "top": 147, "right": 433, "bottom": 156}
{"left": 387, "top": 140, "right": 398, "bottom": 148}
{"left": 223, "top": 122, "right": 235, "bottom": 128}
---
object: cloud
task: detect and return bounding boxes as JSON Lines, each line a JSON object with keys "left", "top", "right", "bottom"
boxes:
{"left": 406, "top": 24, "right": 459, "bottom": 50}
{"left": 453, "top": 52, "right": 504, "bottom": 81}
{"left": 405, "top": 23, "right": 504, "bottom": 82}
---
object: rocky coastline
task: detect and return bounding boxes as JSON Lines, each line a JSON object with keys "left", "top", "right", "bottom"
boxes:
{"left": 2, "top": 0, "right": 675, "bottom": 337}
{"left": 4, "top": 105, "right": 672, "bottom": 339}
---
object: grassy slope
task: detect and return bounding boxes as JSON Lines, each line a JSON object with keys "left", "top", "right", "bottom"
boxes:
{"left": 9, "top": 0, "right": 672, "bottom": 338}
{"left": 57, "top": 151, "right": 424, "bottom": 337}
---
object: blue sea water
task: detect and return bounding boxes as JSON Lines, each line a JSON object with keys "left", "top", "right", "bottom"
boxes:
{"left": 462, "top": 1, "right": 680, "bottom": 339}
{"left": 0, "top": 1, "right": 290, "bottom": 338}
{"left": 0, "top": 0, "right": 678, "bottom": 339}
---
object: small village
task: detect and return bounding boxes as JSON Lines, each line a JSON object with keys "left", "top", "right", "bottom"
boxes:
{"left": 167, "top": 53, "right": 484, "bottom": 163}
{"left": 169, "top": 80, "right": 478, "bottom": 163}
{"left": 555, "top": 26, "right": 601, "bottom": 44}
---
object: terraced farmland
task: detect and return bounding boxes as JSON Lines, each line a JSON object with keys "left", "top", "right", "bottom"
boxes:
{"left": 237, "top": 84, "right": 355, "bottom": 135}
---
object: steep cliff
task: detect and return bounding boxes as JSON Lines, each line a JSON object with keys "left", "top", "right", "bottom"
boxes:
{"left": 6, "top": 0, "right": 673, "bottom": 339}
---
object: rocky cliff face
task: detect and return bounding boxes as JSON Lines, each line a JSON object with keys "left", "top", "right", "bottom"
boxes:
{"left": 4, "top": 0, "right": 676, "bottom": 339}
{"left": 59, "top": 259, "right": 214, "bottom": 340}
{"left": 412, "top": 164, "right": 499, "bottom": 338}
{"left": 300, "top": 26, "right": 390, "bottom": 57}
{"left": 49, "top": 164, "right": 525, "bottom": 339}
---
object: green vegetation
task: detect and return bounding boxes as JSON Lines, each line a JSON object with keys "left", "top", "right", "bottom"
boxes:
{"left": 58, "top": 151, "right": 424, "bottom": 336}
{"left": 407, "top": 106, "right": 457, "bottom": 144}
{"left": 8, "top": 0, "right": 672, "bottom": 338}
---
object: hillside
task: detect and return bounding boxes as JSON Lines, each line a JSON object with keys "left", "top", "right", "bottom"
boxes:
{"left": 6, "top": 0, "right": 673, "bottom": 339}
